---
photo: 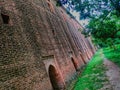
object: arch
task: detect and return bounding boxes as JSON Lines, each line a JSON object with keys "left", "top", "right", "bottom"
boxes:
{"left": 80, "top": 54, "right": 86, "bottom": 64}
{"left": 49, "top": 65, "right": 63, "bottom": 90}
{"left": 86, "top": 52, "right": 90, "bottom": 60}
{"left": 71, "top": 58, "right": 77, "bottom": 71}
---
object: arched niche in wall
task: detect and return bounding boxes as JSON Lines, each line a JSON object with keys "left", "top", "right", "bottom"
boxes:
{"left": 48, "top": 65, "right": 64, "bottom": 90}
{"left": 80, "top": 52, "right": 86, "bottom": 64}
{"left": 71, "top": 58, "right": 78, "bottom": 71}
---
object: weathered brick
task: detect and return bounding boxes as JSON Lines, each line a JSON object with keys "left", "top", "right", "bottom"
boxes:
{"left": 0, "top": 0, "right": 95, "bottom": 90}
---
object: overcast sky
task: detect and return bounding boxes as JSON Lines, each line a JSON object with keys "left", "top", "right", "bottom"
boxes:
{"left": 64, "top": 4, "right": 89, "bottom": 27}
{"left": 70, "top": 10, "right": 89, "bottom": 27}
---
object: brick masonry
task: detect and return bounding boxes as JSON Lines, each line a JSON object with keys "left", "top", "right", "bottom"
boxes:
{"left": 0, "top": 0, "right": 95, "bottom": 90}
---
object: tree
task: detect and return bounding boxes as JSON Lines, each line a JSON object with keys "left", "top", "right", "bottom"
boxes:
{"left": 58, "top": 0, "right": 120, "bottom": 48}
{"left": 59, "top": 0, "right": 120, "bottom": 19}
{"left": 86, "top": 12, "right": 120, "bottom": 48}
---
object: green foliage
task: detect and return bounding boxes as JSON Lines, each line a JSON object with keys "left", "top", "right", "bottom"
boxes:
{"left": 56, "top": 1, "right": 62, "bottom": 6}
{"left": 61, "top": 0, "right": 120, "bottom": 19}
{"left": 103, "top": 45, "right": 120, "bottom": 67}
{"left": 86, "top": 13, "right": 120, "bottom": 47}
{"left": 74, "top": 50, "right": 108, "bottom": 90}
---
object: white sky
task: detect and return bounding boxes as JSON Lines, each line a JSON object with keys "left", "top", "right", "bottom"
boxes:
{"left": 70, "top": 11, "right": 89, "bottom": 27}
{"left": 64, "top": 5, "right": 89, "bottom": 27}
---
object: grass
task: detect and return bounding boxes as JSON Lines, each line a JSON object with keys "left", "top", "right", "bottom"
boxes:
{"left": 103, "top": 45, "right": 120, "bottom": 67}
{"left": 72, "top": 44, "right": 120, "bottom": 90}
{"left": 74, "top": 49, "right": 108, "bottom": 90}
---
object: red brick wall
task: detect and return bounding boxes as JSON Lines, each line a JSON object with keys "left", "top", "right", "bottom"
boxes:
{"left": 0, "top": 0, "right": 95, "bottom": 90}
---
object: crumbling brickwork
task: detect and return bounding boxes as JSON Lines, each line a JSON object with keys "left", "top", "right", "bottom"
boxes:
{"left": 0, "top": 0, "right": 95, "bottom": 90}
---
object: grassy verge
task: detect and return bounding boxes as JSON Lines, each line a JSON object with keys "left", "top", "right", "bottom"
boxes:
{"left": 74, "top": 49, "right": 108, "bottom": 90}
{"left": 103, "top": 45, "right": 120, "bottom": 67}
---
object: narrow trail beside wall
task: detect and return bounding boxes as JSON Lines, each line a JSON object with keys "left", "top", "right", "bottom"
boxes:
{"left": 68, "top": 51, "right": 120, "bottom": 90}
{"left": 103, "top": 58, "right": 120, "bottom": 90}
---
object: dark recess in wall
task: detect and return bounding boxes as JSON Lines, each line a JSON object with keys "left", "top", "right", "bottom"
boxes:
{"left": 1, "top": 13, "right": 9, "bottom": 24}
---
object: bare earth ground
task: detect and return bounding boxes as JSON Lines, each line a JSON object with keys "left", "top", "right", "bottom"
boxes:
{"left": 103, "top": 59, "right": 120, "bottom": 90}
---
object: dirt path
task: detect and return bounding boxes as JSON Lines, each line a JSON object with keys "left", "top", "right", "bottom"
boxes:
{"left": 104, "top": 58, "right": 120, "bottom": 90}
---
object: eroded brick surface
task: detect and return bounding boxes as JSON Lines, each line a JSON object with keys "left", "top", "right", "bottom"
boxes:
{"left": 0, "top": 0, "right": 95, "bottom": 90}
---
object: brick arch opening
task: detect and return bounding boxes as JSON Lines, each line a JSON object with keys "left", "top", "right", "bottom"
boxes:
{"left": 71, "top": 58, "right": 77, "bottom": 71}
{"left": 49, "top": 65, "right": 63, "bottom": 90}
